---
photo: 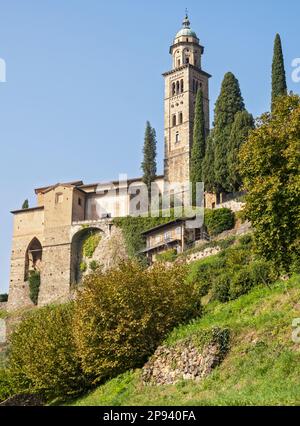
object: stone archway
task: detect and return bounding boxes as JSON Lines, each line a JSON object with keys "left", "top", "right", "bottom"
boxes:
{"left": 70, "top": 227, "right": 103, "bottom": 284}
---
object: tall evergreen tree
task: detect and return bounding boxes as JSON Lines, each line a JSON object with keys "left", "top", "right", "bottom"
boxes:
{"left": 271, "top": 34, "right": 287, "bottom": 110}
{"left": 202, "top": 131, "right": 215, "bottom": 193}
{"left": 227, "top": 111, "right": 254, "bottom": 192}
{"left": 213, "top": 72, "right": 245, "bottom": 192}
{"left": 141, "top": 121, "right": 157, "bottom": 195}
{"left": 190, "top": 89, "right": 206, "bottom": 205}
{"left": 22, "top": 199, "right": 29, "bottom": 209}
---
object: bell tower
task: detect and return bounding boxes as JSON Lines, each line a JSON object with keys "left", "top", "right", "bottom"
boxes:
{"left": 163, "top": 14, "right": 211, "bottom": 183}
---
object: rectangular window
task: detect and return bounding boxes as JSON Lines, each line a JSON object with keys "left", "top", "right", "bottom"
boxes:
{"left": 78, "top": 198, "right": 82, "bottom": 206}
{"left": 164, "top": 231, "right": 171, "bottom": 241}
{"left": 55, "top": 193, "right": 63, "bottom": 204}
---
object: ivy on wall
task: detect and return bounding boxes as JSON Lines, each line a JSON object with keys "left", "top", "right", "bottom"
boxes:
{"left": 82, "top": 232, "right": 101, "bottom": 258}
{"left": 113, "top": 213, "right": 176, "bottom": 259}
{"left": 28, "top": 270, "right": 41, "bottom": 305}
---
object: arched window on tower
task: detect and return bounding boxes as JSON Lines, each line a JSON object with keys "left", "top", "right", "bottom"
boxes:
{"left": 180, "top": 79, "right": 184, "bottom": 93}
{"left": 24, "top": 237, "right": 42, "bottom": 282}
{"left": 175, "top": 132, "right": 180, "bottom": 144}
{"left": 172, "top": 115, "right": 177, "bottom": 127}
{"left": 172, "top": 82, "right": 176, "bottom": 96}
{"left": 179, "top": 112, "right": 183, "bottom": 125}
{"left": 176, "top": 81, "right": 180, "bottom": 94}
{"left": 195, "top": 81, "right": 199, "bottom": 93}
{"left": 177, "top": 59, "right": 181, "bottom": 67}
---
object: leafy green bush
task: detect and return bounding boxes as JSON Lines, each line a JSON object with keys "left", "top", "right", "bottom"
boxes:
{"left": 89, "top": 260, "right": 101, "bottom": 272}
{"left": 0, "top": 368, "right": 13, "bottom": 403}
{"left": 187, "top": 255, "right": 226, "bottom": 297}
{"left": 73, "top": 261, "right": 201, "bottom": 385}
{"left": 235, "top": 209, "right": 247, "bottom": 223}
{"left": 248, "top": 260, "right": 278, "bottom": 287}
{"left": 211, "top": 273, "right": 231, "bottom": 302}
{"left": 224, "top": 245, "right": 253, "bottom": 269}
{"left": 28, "top": 271, "right": 40, "bottom": 305}
{"left": 239, "top": 234, "right": 253, "bottom": 246}
{"left": 229, "top": 260, "right": 278, "bottom": 300}
{"left": 156, "top": 249, "right": 177, "bottom": 263}
{"left": 229, "top": 267, "right": 255, "bottom": 300}
{"left": 290, "top": 241, "right": 300, "bottom": 274}
{"left": 8, "top": 304, "right": 88, "bottom": 400}
{"left": 80, "top": 262, "right": 87, "bottom": 272}
{"left": 205, "top": 208, "right": 235, "bottom": 236}
{"left": 0, "top": 294, "right": 8, "bottom": 302}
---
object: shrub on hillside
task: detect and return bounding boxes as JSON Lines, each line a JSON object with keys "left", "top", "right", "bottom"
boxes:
{"left": 224, "top": 244, "right": 253, "bottom": 269}
{"left": 89, "top": 260, "right": 101, "bottom": 272}
{"left": 290, "top": 240, "right": 300, "bottom": 274}
{"left": 211, "top": 273, "right": 231, "bottom": 302}
{"left": 0, "top": 368, "right": 13, "bottom": 403}
{"left": 229, "top": 260, "right": 278, "bottom": 300}
{"left": 8, "top": 304, "right": 88, "bottom": 400}
{"left": 248, "top": 259, "right": 278, "bottom": 287}
{"left": 187, "top": 255, "right": 227, "bottom": 297}
{"left": 205, "top": 208, "right": 235, "bottom": 236}
{"left": 239, "top": 234, "right": 253, "bottom": 246}
{"left": 73, "top": 261, "right": 201, "bottom": 385}
{"left": 229, "top": 268, "right": 255, "bottom": 300}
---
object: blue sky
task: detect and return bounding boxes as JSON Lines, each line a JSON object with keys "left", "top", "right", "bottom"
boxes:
{"left": 0, "top": 0, "right": 299, "bottom": 293}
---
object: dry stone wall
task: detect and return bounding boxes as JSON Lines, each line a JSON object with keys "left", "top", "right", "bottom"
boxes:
{"left": 142, "top": 328, "right": 230, "bottom": 386}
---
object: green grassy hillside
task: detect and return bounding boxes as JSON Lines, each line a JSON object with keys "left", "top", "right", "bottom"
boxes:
{"left": 70, "top": 274, "right": 300, "bottom": 406}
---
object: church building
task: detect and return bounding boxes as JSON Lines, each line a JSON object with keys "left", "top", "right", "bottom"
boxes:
{"left": 7, "top": 14, "right": 214, "bottom": 311}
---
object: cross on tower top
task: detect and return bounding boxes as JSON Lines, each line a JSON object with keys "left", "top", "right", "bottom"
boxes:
{"left": 183, "top": 9, "right": 190, "bottom": 28}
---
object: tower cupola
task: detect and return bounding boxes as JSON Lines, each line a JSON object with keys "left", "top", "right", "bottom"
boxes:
{"left": 174, "top": 13, "right": 198, "bottom": 42}
{"left": 170, "top": 13, "right": 204, "bottom": 69}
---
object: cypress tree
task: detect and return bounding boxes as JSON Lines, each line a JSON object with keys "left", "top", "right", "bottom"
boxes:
{"left": 271, "top": 34, "right": 287, "bottom": 110}
{"left": 202, "top": 131, "right": 216, "bottom": 193}
{"left": 22, "top": 199, "right": 29, "bottom": 209}
{"left": 227, "top": 111, "right": 254, "bottom": 192}
{"left": 190, "top": 89, "right": 206, "bottom": 205}
{"left": 141, "top": 121, "right": 157, "bottom": 195}
{"left": 213, "top": 72, "right": 245, "bottom": 192}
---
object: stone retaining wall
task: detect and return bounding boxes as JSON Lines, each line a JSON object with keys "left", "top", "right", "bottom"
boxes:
{"left": 142, "top": 328, "right": 230, "bottom": 386}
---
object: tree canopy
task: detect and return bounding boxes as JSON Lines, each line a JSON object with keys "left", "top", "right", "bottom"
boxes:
{"left": 240, "top": 95, "right": 300, "bottom": 271}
